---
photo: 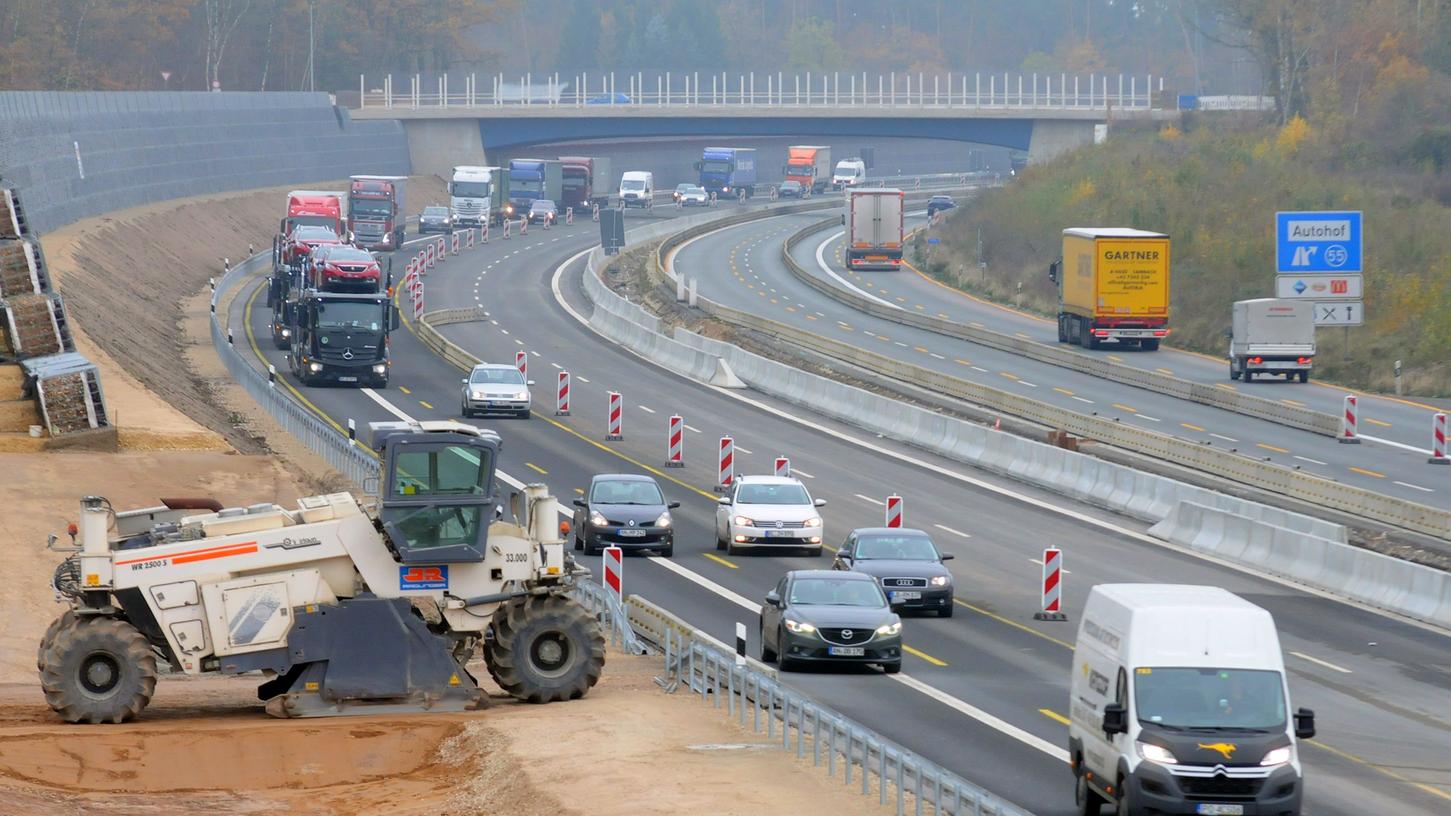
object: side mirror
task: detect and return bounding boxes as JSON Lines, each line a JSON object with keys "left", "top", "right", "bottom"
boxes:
{"left": 462, "top": 378, "right": 469, "bottom": 385}
{"left": 717, "top": 496, "right": 731, "bottom": 505}
{"left": 1048, "top": 259, "right": 1061, "bottom": 284}
{"left": 764, "top": 590, "right": 781, "bottom": 607}
{"left": 836, "top": 552, "right": 851, "bottom": 562}
{"left": 390, "top": 305, "right": 401, "bottom": 331}
{"left": 667, "top": 500, "right": 681, "bottom": 509}
{"left": 1294, "top": 707, "right": 1316, "bottom": 740}
{"left": 1102, "top": 703, "right": 1128, "bottom": 736}
{"left": 813, "top": 498, "right": 827, "bottom": 507}
{"left": 941, "top": 553, "right": 955, "bottom": 560}
{"left": 572, "top": 498, "right": 587, "bottom": 508}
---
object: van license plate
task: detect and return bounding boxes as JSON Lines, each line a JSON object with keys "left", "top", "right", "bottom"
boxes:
{"left": 890, "top": 591, "right": 922, "bottom": 601}
{"left": 338, "top": 376, "right": 358, "bottom": 382}
{"left": 828, "top": 646, "right": 865, "bottom": 657}
{"left": 1196, "top": 806, "right": 1244, "bottom": 815}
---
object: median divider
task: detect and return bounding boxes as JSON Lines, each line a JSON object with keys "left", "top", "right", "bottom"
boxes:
{"left": 777, "top": 216, "right": 1340, "bottom": 438}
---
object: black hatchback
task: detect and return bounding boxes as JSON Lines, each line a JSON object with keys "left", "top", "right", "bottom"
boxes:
{"left": 572, "top": 474, "right": 679, "bottom": 557}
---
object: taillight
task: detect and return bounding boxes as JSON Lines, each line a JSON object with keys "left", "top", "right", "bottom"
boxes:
{"left": 1153, "top": 329, "right": 1168, "bottom": 336}
{"left": 1249, "top": 356, "right": 1263, "bottom": 364}
{"left": 1298, "top": 357, "right": 1312, "bottom": 365}
{"left": 1093, "top": 329, "right": 1109, "bottom": 336}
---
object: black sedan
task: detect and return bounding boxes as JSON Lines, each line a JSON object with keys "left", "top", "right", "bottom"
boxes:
{"left": 760, "top": 570, "right": 901, "bottom": 672}
{"left": 926, "top": 195, "right": 956, "bottom": 218}
{"left": 528, "top": 199, "right": 558, "bottom": 225}
{"left": 833, "top": 528, "right": 955, "bottom": 616}
{"left": 418, "top": 205, "right": 453, "bottom": 234}
{"left": 778, "top": 180, "right": 805, "bottom": 199}
{"left": 571, "top": 474, "right": 678, "bottom": 557}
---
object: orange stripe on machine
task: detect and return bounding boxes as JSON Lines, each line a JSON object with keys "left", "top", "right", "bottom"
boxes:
{"left": 116, "top": 541, "right": 259, "bottom": 567}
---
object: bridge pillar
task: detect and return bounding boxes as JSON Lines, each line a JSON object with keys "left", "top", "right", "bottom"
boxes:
{"left": 1026, "top": 119, "right": 1098, "bottom": 165}
{"left": 402, "top": 119, "right": 487, "bottom": 179}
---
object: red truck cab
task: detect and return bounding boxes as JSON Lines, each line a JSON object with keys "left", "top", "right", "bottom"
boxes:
{"left": 307, "top": 245, "right": 382, "bottom": 293}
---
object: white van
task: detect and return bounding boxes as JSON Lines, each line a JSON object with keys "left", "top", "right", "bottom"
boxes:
{"left": 1069, "top": 585, "right": 1315, "bottom": 816}
{"left": 619, "top": 171, "right": 654, "bottom": 209}
{"left": 832, "top": 158, "right": 867, "bottom": 189}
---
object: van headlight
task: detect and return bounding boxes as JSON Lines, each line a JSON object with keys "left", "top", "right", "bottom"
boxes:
{"left": 280, "top": 328, "right": 291, "bottom": 338}
{"left": 1260, "top": 746, "right": 1294, "bottom": 767}
{"left": 875, "top": 622, "right": 901, "bottom": 636}
{"left": 1136, "top": 742, "right": 1178, "bottom": 765}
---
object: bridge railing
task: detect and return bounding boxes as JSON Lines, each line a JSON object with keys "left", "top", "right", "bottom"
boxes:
{"left": 358, "top": 71, "right": 1163, "bottom": 112}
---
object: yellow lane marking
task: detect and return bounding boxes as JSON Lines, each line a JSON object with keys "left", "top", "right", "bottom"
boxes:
{"left": 954, "top": 359, "right": 973, "bottom": 366}
{"left": 398, "top": 386, "right": 412, "bottom": 395}
{"left": 786, "top": 306, "right": 797, "bottom": 312}
{"left": 1053, "top": 387, "right": 1075, "bottom": 396}
{"left": 999, "top": 372, "right": 1020, "bottom": 381}
{"left": 902, "top": 258, "right": 1054, "bottom": 324}
{"left": 914, "top": 346, "right": 930, "bottom": 353}
{"left": 1181, "top": 422, "right": 1206, "bottom": 432}
{"left": 1112, "top": 403, "right": 1138, "bottom": 413}
{"left": 418, "top": 400, "right": 435, "bottom": 410}
{"left": 1364, "top": 418, "right": 1392, "bottom": 427}
{"left": 525, "top": 462, "right": 548, "bottom": 474}
{"left": 770, "top": 298, "right": 778, "bottom": 304}
{"left": 1349, "top": 466, "right": 1386, "bottom": 479}
{"left": 838, "top": 324, "right": 853, "bottom": 331}
{"left": 903, "top": 645, "right": 948, "bottom": 667}
{"left": 702, "top": 552, "right": 739, "bottom": 570}
{"left": 914, "top": 304, "right": 925, "bottom": 310}
{"left": 574, "top": 487, "right": 585, "bottom": 494}
{"left": 1155, "top": 367, "right": 1173, "bottom": 375}
{"left": 876, "top": 335, "right": 890, "bottom": 342}
{"left": 1015, "top": 332, "right": 1031, "bottom": 339}
{"left": 1304, "top": 739, "right": 1451, "bottom": 804}
{"left": 1257, "top": 443, "right": 1290, "bottom": 454}
{"left": 1107, "top": 354, "right": 1124, "bottom": 362}
{"left": 1282, "top": 398, "right": 1306, "bottom": 407}
{"left": 805, "top": 314, "right": 818, "bottom": 320}
{"left": 758, "top": 290, "right": 767, "bottom": 297}
{"left": 896, "top": 296, "right": 908, "bottom": 303}
{"left": 954, "top": 599, "right": 1073, "bottom": 649}
{"left": 1039, "top": 708, "right": 1071, "bottom": 726}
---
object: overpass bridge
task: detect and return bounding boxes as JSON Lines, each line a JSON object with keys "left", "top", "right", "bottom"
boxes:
{"left": 350, "top": 71, "right": 1178, "bottom": 178}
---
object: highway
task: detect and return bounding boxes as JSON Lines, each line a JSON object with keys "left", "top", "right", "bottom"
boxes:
{"left": 227, "top": 204, "right": 1451, "bottom": 815}
{"left": 668, "top": 210, "right": 1448, "bottom": 505}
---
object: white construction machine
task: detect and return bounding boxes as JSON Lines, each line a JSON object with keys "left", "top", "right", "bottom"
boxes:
{"left": 37, "top": 420, "right": 605, "bottom": 723}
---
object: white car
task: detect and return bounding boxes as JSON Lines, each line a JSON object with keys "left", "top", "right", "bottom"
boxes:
{"left": 678, "top": 185, "right": 709, "bottom": 206}
{"left": 715, "top": 476, "right": 826, "bottom": 556}
{"left": 461, "top": 363, "right": 533, "bottom": 419}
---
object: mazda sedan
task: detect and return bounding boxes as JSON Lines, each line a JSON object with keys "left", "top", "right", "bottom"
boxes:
{"left": 759, "top": 570, "right": 901, "bottom": 672}
{"left": 834, "top": 528, "right": 955, "bottom": 616}
{"left": 572, "top": 474, "right": 679, "bottom": 557}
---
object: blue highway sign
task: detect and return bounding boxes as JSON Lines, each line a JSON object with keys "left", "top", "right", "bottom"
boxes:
{"left": 1276, "top": 211, "right": 1362, "bottom": 274}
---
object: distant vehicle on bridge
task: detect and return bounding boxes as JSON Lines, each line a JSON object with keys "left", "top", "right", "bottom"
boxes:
{"left": 585, "top": 92, "right": 632, "bottom": 105}
{"left": 696, "top": 147, "right": 757, "bottom": 199}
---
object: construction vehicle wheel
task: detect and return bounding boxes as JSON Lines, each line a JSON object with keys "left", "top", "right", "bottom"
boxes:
{"left": 36, "top": 610, "right": 77, "bottom": 671}
{"left": 40, "top": 616, "right": 157, "bottom": 724}
{"left": 485, "top": 595, "right": 605, "bottom": 704}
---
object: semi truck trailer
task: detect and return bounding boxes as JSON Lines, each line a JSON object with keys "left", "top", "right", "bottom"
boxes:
{"left": 559, "top": 156, "right": 613, "bottom": 211}
{"left": 696, "top": 147, "right": 757, "bottom": 198}
{"left": 1050, "top": 227, "right": 1171, "bottom": 351}
{"left": 845, "top": 188, "right": 905, "bottom": 270}
{"left": 507, "top": 159, "right": 563, "bottom": 220}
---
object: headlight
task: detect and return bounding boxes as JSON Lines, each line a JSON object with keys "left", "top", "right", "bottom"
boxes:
{"left": 280, "top": 328, "right": 291, "bottom": 338}
{"left": 783, "top": 619, "right": 816, "bottom": 634}
{"left": 929, "top": 575, "right": 950, "bottom": 587}
{"left": 654, "top": 511, "right": 672, "bottom": 528}
{"left": 803, "top": 516, "right": 822, "bottom": 528}
{"left": 1136, "top": 742, "right": 1177, "bottom": 765}
{"left": 875, "top": 622, "right": 902, "bottom": 636}
{"left": 372, "top": 364, "right": 387, "bottom": 375}
{"left": 589, "top": 510, "right": 608, "bottom": 528}
{"left": 308, "top": 362, "right": 322, "bottom": 373}
{"left": 723, "top": 186, "right": 730, "bottom": 193}
{"left": 733, "top": 515, "right": 755, "bottom": 527}
{"left": 1260, "top": 746, "right": 1293, "bottom": 767}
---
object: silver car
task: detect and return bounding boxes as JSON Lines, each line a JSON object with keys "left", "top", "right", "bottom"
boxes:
{"left": 461, "top": 363, "right": 533, "bottom": 419}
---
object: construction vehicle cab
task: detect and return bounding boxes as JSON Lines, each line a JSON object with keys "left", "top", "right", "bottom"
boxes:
{"left": 38, "top": 420, "right": 605, "bottom": 723}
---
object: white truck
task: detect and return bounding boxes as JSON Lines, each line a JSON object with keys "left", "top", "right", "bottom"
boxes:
{"left": 1069, "top": 584, "right": 1315, "bottom": 816}
{"left": 844, "top": 188, "right": 905, "bottom": 270}
{"left": 1229, "top": 298, "right": 1316, "bottom": 383}
{"left": 619, "top": 171, "right": 654, "bottom": 209}
{"left": 449, "top": 165, "right": 500, "bottom": 227}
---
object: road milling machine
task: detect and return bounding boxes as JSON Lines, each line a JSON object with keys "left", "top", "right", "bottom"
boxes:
{"left": 37, "top": 420, "right": 605, "bottom": 723}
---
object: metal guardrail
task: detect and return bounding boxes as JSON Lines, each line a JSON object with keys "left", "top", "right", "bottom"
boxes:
{"left": 780, "top": 218, "right": 1340, "bottom": 437}
{"left": 570, "top": 577, "right": 646, "bottom": 655}
{"left": 637, "top": 602, "right": 1033, "bottom": 816}
{"left": 360, "top": 70, "right": 1161, "bottom": 114}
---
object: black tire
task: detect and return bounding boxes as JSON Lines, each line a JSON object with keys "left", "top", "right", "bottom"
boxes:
{"left": 1229, "top": 362, "right": 1241, "bottom": 380}
{"left": 939, "top": 603, "right": 955, "bottom": 618}
{"left": 715, "top": 528, "right": 727, "bottom": 551}
{"left": 1075, "top": 767, "right": 1106, "bottom": 816}
{"left": 1244, "top": 370, "right": 1255, "bottom": 383}
{"left": 518, "top": 410, "right": 532, "bottom": 420}
{"left": 1141, "top": 339, "right": 1160, "bottom": 351}
{"left": 759, "top": 624, "right": 778, "bottom": 663}
{"left": 584, "top": 539, "right": 600, "bottom": 556}
{"left": 1115, "top": 775, "right": 1137, "bottom": 816}
{"left": 1298, "top": 371, "right": 1309, "bottom": 384}
{"left": 882, "top": 661, "right": 902, "bottom": 674}
{"left": 485, "top": 595, "right": 605, "bottom": 704}
{"left": 658, "top": 543, "right": 674, "bottom": 558}
{"left": 1057, "top": 316, "right": 1068, "bottom": 343}
{"left": 40, "top": 616, "right": 157, "bottom": 724}
{"left": 1080, "top": 320, "right": 1097, "bottom": 350}
{"left": 727, "top": 540, "right": 743, "bottom": 556}
{"left": 37, "top": 610, "right": 77, "bottom": 671}
{"left": 573, "top": 535, "right": 583, "bottom": 551}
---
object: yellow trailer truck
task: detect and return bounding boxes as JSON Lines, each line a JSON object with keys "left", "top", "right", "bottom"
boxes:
{"left": 1049, "top": 227, "right": 1171, "bottom": 351}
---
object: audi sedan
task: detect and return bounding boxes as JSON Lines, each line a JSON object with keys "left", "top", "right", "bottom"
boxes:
{"left": 418, "top": 205, "right": 453, "bottom": 234}
{"left": 528, "top": 199, "right": 558, "bottom": 225}
{"left": 572, "top": 474, "right": 679, "bottom": 557}
{"left": 833, "top": 528, "right": 956, "bottom": 616}
{"left": 759, "top": 570, "right": 901, "bottom": 672}
{"left": 714, "top": 475, "right": 826, "bottom": 556}
{"left": 460, "top": 363, "right": 533, "bottom": 418}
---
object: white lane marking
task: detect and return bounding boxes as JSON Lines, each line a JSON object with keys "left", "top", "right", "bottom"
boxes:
{"left": 1029, "top": 557, "right": 1071, "bottom": 574}
{"left": 639, "top": 405, "right": 657, "bottom": 414}
{"left": 578, "top": 376, "right": 591, "bottom": 383}
{"left": 815, "top": 229, "right": 900, "bottom": 309}
{"left": 362, "top": 388, "right": 413, "bottom": 421}
{"left": 1394, "top": 481, "right": 1435, "bottom": 493}
{"left": 550, "top": 362, "right": 562, "bottom": 369}
{"left": 684, "top": 424, "right": 702, "bottom": 433}
{"left": 933, "top": 524, "right": 971, "bottom": 538}
{"left": 1209, "top": 433, "right": 1238, "bottom": 442}
{"left": 1360, "top": 433, "right": 1432, "bottom": 455}
{"left": 514, "top": 339, "right": 524, "bottom": 346}
{"left": 735, "top": 446, "right": 753, "bottom": 455}
{"left": 1290, "top": 651, "right": 1353, "bottom": 673}
{"left": 490, "top": 320, "right": 499, "bottom": 325}
{"left": 1134, "top": 414, "right": 1161, "bottom": 422}
{"left": 1071, "top": 396, "right": 1094, "bottom": 404}
{"left": 930, "top": 353, "right": 946, "bottom": 360}
{"left": 791, "top": 469, "right": 815, "bottom": 478}
{"left": 1018, "top": 380, "right": 1037, "bottom": 388}
{"left": 854, "top": 493, "right": 885, "bottom": 506}
{"left": 1293, "top": 455, "right": 1327, "bottom": 466}
{"left": 501, "top": 328, "right": 510, "bottom": 335}
{"left": 970, "top": 366, "right": 988, "bottom": 373}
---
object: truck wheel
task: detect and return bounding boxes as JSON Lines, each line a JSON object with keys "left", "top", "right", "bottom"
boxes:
{"left": 1229, "top": 362, "right": 1240, "bottom": 380}
{"left": 485, "top": 595, "right": 605, "bottom": 704}
{"left": 1298, "top": 371, "right": 1309, "bottom": 384}
{"left": 36, "top": 610, "right": 77, "bottom": 671}
{"left": 1244, "top": 371, "right": 1254, "bottom": 383}
{"left": 1074, "top": 766, "right": 1106, "bottom": 816}
{"left": 1141, "top": 339, "right": 1159, "bottom": 351}
{"left": 40, "top": 616, "right": 157, "bottom": 724}
{"left": 1079, "top": 320, "right": 1097, "bottom": 350}
{"left": 1057, "top": 316, "right": 1068, "bottom": 343}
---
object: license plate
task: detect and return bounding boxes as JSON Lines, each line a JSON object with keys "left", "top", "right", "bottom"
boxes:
{"left": 764, "top": 530, "right": 794, "bottom": 538}
{"left": 617, "top": 529, "right": 646, "bottom": 538}
{"left": 866, "top": 255, "right": 888, "bottom": 262}
{"left": 337, "top": 376, "right": 358, "bottom": 382}
{"left": 489, "top": 401, "right": 515, "bottom": 407}
{"left": 1196, "top": 805, "right": 1244, "bottom": 815}
{"left": 890, "top": 591, "right": 922, "bottom": 601}
{"left": 828, "top": 646, "right": 865, "bottom": 657}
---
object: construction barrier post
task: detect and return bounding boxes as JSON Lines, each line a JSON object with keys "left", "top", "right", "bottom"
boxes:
{"left": 603, "top": 546, "right": 623, "bottom": 604}
{"left": 413, "top": 278, "right": 424, "bottom": 319}
{"left": 884, "top": 494, "right": 902, "bottom": 528}
{"left": 451, "top": 232, "right": 460, "bottom": 255}
{"left": 466, "top": 228, "right": 475, "bottom": 249}
{"left": 556, "top": 371, "right": 570, "bottom": 415}
{"left": 1340, "top": 395, "right": 1361, "bottom": 444}
{"left": 435, "top": 237, "right": 446, "bottom": 261}
{"left": 716, "top": 436, "right": 734, "bottom": 492}
{"left": 519, "top": 217, "right": 528, "bottom": 236}
{"left": 565, "top": 207, "right": 574, "bottom": 225}
{"left": 666, "top": 414, "right": 684, "bottom": 467}
{"left": 1033, "top": 548, "right": 1068, "bottom": 621}
{"left": 1432, "top": 413, "right": 1449, "bottom": 465}
{"left": 503, "top": 219, "right": 512, "bottom": 240}
{"left": 515, "top": 350, "right": 527, "bottom": 380}
{"left": 592, "top": 203, "right": 600, "bottom": 222}
{"left": 774, "top": 456, "right": 790, "bottom": 478}
{"left": 735, "top": 622, "right": 747, "bottom": 666}
{"left": 606, "top": 391, "right": 623, "bottom": 440}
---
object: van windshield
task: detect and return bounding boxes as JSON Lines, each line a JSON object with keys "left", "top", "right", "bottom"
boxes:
{"left": 1135, "top": 667, "right": 1286, "bottom": 730}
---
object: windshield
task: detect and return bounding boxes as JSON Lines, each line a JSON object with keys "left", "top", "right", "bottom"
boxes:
{"left": 323, "top": 249, "right": 375, "bottom": 264}
{"left": 737, "top": 483, "right": 810, "bottom": 505}
{"left": 787, "top": 163, "right": 814, "bottom": 173}
{"left": 701, "top": 160, "right": 732, "bottom": 174}
{"left": 834, "top": 163, "right": 859, "bottom": 176}
{"left": 315, "top": 301, "right": 382, "bottom": 330}
{"left": 855, "top": 535, "right": 938, "bottom": 560}
{"left": 293, "top": 226, "right": 338, "bottom": 241}
{"left": 621, "top": 179, "right": 645, "bottom": 191}
{"left": 470, "top": 368, "right": 525, "bottom": 385}
{"left": 789, "top": 578, "right": 886, "bottom": 608}
{"left": 422, "top": 207, "right": 449, "bottom": 217}
{"left": 590, "top": 480, "right": 664, "bottom": 505}
{"left": 449, "top": 181, "right": 490, "bottom": 198}
{"left": 684, "top": 186, "right": 704, "bottom": 194}
{"left": 1135, "top": 668, "right": 1287, "bottom": 731}
{"left": 532, "top": 200, "right": 555, "bottom": 211}
{"left": 513, "top": 180, "right": 543, "bottom": 193}
{"left": 351, "top": 200, "right": 391, "bottom": 218}
{"left": 289, "top": 215, "right": 335, "bottom": 230}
